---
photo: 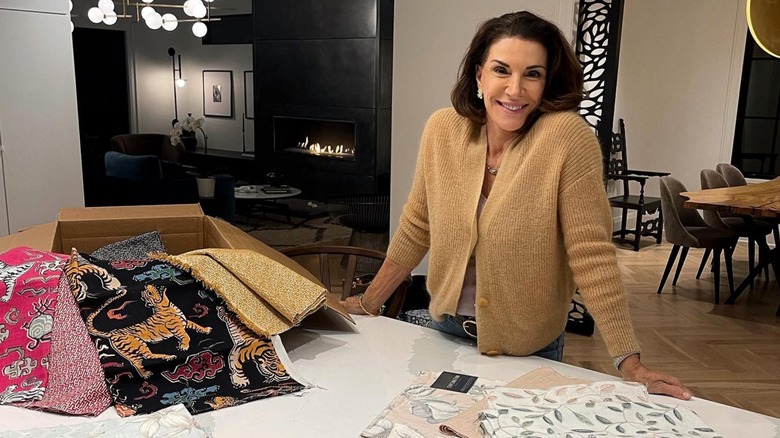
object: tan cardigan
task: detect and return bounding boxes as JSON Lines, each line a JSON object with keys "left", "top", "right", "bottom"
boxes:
{"left": 386, "top": 108, "right": 640, "bottom": 359}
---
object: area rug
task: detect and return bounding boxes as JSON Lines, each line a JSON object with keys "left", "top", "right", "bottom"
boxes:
{"left": 236, "top": 215, "right": 353, "bottom": 250}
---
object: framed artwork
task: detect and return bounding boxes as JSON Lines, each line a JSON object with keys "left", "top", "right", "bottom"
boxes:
{"left": 244, "top": 70, "right": 254, "bottom": 119}
{"left": 202, "top": 70, "right": 234, "bottom": 118}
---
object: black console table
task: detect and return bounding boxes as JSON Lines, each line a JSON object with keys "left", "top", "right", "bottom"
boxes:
{"left": 185, "top": 147, "right": 257, "bottom": 183}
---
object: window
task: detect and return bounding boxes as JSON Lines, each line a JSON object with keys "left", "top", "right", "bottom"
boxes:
{"left": 731, "top": 34, "right": 780, "bottom": 178}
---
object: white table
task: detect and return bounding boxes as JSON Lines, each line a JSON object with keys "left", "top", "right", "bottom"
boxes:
{"left": 1, "top": 316, "right": 777, "bottom": 437}
{"left": 234, "top": 185, "right": 302, "bottom": 223}
{"left": 233, "top": 185, "right": 302, "bottom": 201}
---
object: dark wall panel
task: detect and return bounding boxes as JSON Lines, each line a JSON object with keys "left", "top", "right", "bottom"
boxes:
{"left": 255, "top": 39, "right": 377, "bottom": 108}
{"left": 202, "top": 14, "right": 253, "bottom": 45}
{"left": 255, "top": 0, "right": 377, "bottom": 39}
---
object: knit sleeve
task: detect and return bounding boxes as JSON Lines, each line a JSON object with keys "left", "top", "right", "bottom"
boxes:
{"left": 557, "top": 124, "right": 641, "bottom": 359}
{"left": 385, "top": 113, "right": 435, "bottom": 269}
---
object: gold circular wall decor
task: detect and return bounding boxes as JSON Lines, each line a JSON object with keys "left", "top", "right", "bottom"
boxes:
{"left": 747, "top": 0, "right": 780, "bottom": 58}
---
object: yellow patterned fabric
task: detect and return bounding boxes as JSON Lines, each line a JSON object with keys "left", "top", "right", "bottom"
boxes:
{"left": 154, "top": 249, "right": 326, "bottom": 336}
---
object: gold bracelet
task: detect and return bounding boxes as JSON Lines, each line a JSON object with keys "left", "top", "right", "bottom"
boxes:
{"left": 357, "top": 294, "right": 380, "bottom": 317}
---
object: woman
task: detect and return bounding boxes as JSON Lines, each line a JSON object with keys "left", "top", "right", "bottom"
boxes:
{"left": 343, "top": 11, "right": 690, "bottom": 400}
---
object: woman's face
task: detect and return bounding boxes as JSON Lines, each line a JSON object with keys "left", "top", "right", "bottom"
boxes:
{"left": 476, "top": 37, "right": 547, "bottom": 139}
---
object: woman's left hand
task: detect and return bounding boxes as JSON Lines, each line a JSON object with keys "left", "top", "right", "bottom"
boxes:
{"left": 619, "top": 354, "right": 692, "bottom": 400}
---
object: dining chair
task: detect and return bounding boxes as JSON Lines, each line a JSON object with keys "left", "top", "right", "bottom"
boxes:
{"left": 716, "top": 162, "right": 780, "bottom": 246}
{"left": 602, "top": 119, "right": 670, "bottom": 251}
{"left": 700, "top": 169, "right": 773, "bottom": 287}
{"left": 281, "top": 245, "right": 411, "bottom": 318}
{"left": 715, "top": 163, "right": 748, "bottom": 186}
{"left": 658, "top": 176, "right": 737, "bottom": 304}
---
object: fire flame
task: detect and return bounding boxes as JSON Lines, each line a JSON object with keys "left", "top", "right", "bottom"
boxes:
{"left": 297, "top": 136, "right": 354, "bottom": 157}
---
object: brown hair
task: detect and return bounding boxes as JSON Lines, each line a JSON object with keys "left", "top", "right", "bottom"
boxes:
{"left": 451, "top": 11, "right": 584, "bottom": 133}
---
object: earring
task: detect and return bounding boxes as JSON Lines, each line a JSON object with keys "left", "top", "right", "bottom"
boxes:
{"left": 477, "top": 89, "right": 483, "bottom": 100}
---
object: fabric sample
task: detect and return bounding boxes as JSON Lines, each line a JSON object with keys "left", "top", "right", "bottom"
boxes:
{"left": 361, "top": 372, "right": 505, "bottom": 438}
{"left": 0, "top": 247, "right": 67, "bottom": 404}
{"left": 14, "top": 275, "right": 112, "bottom": 415}
{"left": 65, "top": 250, "right": 305, "bottom": 416}
{"left": 0, "top": 404, "right": 212, "bottom": 438}
{"left": 440, "top": 367, "right": 590, "bottom": 438}
{"left": 479, "top": 382, "right": 723, "bottom": 438}
{"left": 90, "top": 231, "right": 167, "bottom": 261}
{"left": 154, "top": 248, "right": 326, "bottom": 336}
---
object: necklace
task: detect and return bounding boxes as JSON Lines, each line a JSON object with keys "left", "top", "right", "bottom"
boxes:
{"left": 486, "top": 165, "right": 499, "bottom": 175}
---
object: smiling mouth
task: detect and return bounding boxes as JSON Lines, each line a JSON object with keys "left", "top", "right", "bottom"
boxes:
{"left": 498, "top": 101, "right": 527, "bottom": 111}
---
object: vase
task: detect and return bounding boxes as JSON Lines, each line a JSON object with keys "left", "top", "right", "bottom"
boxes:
{"left": 180, "top": 131, "right": 197, "bottom": 151}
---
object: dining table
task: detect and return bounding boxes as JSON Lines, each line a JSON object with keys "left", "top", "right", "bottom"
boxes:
{"left": 681, "top": 177, "right": 780, "bottom": 307}
{"left": 0, "top": 315, "right": 777, "bottom": 437}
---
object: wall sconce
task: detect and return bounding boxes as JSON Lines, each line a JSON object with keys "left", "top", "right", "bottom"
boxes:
{"left": 168, "top": 47, "right": 185, "bottom": 124}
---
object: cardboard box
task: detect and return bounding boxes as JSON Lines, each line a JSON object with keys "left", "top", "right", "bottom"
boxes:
{"left": 0, "top": 204, "right": 353, "bottom": 322}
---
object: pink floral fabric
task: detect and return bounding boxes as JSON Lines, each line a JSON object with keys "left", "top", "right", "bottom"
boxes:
{"left": 0, "top": 247, "right": 67, "bottom": 404}
{"left": 16, "top": 274, "right": 112, "bottom": 415}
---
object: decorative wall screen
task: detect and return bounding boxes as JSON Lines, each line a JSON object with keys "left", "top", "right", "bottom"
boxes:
{"left": 575, "top": 0, "right": 624, "bottom": 153}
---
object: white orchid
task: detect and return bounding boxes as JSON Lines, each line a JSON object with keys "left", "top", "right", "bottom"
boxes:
{"left": 170, "top": 113, "right": 205, "bottom": 145}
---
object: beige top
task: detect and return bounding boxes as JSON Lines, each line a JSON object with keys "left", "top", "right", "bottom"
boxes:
{"left": 386, "top": 108, "right": 640, "bottom": 358}
{"left": 456, "top": 194, "right": 487, "bottom": 317}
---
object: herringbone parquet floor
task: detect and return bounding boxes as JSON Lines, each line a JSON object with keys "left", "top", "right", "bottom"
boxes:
{"left": 564, "top": 240, "right": 780, "bottom": 418}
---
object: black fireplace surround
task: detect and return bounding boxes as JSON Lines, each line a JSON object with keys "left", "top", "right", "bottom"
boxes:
{"left": 253, "top": 0, "right": 393, "bottom": 200}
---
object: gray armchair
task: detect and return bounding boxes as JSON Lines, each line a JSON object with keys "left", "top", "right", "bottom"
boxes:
{"left": 658, "top": 176, "right": 737, "bottom": 304}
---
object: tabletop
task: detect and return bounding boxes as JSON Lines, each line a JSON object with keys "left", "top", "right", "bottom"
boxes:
{"left": 234, "top": 184, "right": 302, "bottom": 201}
{"left": 0, "top": 316, "right": 777, "bottom": 437}
{"left": 681, "top": 177, "right": 780, "bottom": 217}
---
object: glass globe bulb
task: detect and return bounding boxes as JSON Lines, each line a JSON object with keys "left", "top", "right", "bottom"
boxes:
{"left": 97, "top": 0, "right": 114, "bottom": 13}
{"left": 204, "top": 0, "right": 214, "bottom": 2}
{"left": 102, "top": 11, "right": 117, "bottom": 25}
{"left": 175, "top": 78, "right": 187, "bottom": 88}
{"left": 183, "top": 0, "right": 196, "bottom": 17}
{"left": 192, "top": 21, "right": 208, "bottom": 38}
{"left": 141, "top": 0, "right": 154, "bottom": 3}
{"left": 87, "top": 7, "right": 104, "bottom": 23}
{"left": 146, "top": 12, "right": 162, "bottom": 30}
{"left": 71, "top": 21, "right": 74, "bottom": 32}
{"left": 69, "top": 0, "right": 73, "bottom": 12}
{"left": 161, "top": 13, "right": 178, "bottom": 31}
{"left": 192, "top": 1, "right": 207, "bottom": 19}
{"left": 141, "top": 6, "right": 155, "bottom": 20}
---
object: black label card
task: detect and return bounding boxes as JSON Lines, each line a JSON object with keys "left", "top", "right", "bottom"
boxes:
{"left": 430, "top": 371, "right": 478, "bottom": 393}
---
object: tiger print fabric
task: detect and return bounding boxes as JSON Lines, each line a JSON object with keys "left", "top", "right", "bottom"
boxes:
{"left": 0, "top": 247, "right": 67, "bottom": 405}
{"left": 66, "top": 250, "right": 305, "bottom": 416}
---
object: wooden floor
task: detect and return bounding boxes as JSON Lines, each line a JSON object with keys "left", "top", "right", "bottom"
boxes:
{"left": 563, "top": 240, "right": 780, "bottom": 418}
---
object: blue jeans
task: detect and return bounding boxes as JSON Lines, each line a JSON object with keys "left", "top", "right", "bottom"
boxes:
{"left": 428, "top": 314, "right": 565, "bottom": 362}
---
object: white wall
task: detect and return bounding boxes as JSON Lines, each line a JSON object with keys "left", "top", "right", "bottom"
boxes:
{"left": 131, "top": 27, "right": 254, "bottom": 153}
{"left": 391, "top": 0, "right": 577, "bottom": 274}
{"left": 613, "top": 0, "right": 747, "bottom": 194}
{"left": 0, "top": 3, "right": 84, "bottom": 233}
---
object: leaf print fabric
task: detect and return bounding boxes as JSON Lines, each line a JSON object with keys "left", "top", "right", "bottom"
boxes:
{"left": 0, "top": 404, "right": 211, "bottom": 438}
{"left": 0, "top": 247, "right": 67, "bottom": 405}
{"left": 361, "top": 372, "right": 505, "bottom": 438}
{"left": 440, "top": 367, "right": 590, "bottom": 438}
{"left": 479, "top": 381, "right": 723, "bottom": 438}
{"left": 65, "top": 250, "right": 305, "bottom": 416}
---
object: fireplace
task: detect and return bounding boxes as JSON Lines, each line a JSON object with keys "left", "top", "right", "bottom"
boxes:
{"left": 253, "top": 0, "right": 393, "bottom": 200}
{"left": 274, "top": 116, "right": 356, "bottom": 161}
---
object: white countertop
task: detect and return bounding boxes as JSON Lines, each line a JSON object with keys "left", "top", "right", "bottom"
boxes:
{"left": 1, "top": 315, "right": 777, "bottom": 437}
